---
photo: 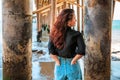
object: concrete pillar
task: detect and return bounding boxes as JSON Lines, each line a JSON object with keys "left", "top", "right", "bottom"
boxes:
{"left": 84, "top": 0, "right": 112, "bottom": 80}
{"left": 2, "top": 0, "right": 32, "bottom": 80}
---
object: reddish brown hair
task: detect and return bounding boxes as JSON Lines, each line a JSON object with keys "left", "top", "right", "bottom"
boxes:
{"left": 50, "top": 9, "right": 74, "bottom": 49}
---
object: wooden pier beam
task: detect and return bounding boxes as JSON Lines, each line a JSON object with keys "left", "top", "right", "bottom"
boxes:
{"left": 50, "top": 0, "right": 57, "bottom": 29}
{"left": 81, "top": 0, "right": 84, "bottom": 33}
{"left": 84, "top": 0, "right": 112, "bottom": 80}
{"left": 77, "top": 0, "right": 80, "bottom": 31}
{"left": 2, "top": 0, "right": 32, "bottom": 79}
{"left": 112, "top": 0, "right": 115, "bottom": 19}
{"left": 36, "top": 0, "right": 39, "bottom": 32}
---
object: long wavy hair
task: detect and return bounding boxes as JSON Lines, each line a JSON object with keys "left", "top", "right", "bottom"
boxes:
{"left": 50, "top": 9, "right": 74, "bottom": 49}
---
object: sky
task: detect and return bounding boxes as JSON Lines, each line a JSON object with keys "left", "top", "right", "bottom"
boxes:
{"left": 113, "top": 2, "right": 120, "bottom": 20}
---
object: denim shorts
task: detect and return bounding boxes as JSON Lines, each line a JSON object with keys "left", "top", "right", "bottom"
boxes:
{"left": 54, "top": 57, "right": 82, "bottom": 80}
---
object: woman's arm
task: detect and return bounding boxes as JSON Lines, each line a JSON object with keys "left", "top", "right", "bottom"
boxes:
{"left": 71, "top": 33, "right": 85, "bottom": 65}
{"left": 71, "top": 54, "right": 83, "bottom": 65}
{"left": 50, "top": 54, "right": 60, "bottom": 65}
{"left": 48, "top": 40, "right": 60, "bottom": 65}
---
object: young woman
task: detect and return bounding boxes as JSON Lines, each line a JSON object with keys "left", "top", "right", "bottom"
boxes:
{"left": 48, "top": 9, "right": 85, "bottom": 80}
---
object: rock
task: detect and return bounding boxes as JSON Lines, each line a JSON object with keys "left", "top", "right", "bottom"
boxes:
{"left": 32, "top": 50, "right": 38, "bottom": 52}
{"left": 112, "top": 51, "right": 120, "bottom": 54}
{"left": 111, "top": 56, "right": 120, "bottom": 61}
{"left": 37, "top": 50, "right": 44, "bottom": 54}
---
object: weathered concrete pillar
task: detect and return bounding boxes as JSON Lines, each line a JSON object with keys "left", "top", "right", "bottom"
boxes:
{"left": 2, "top": 0, "right": 32, "bottom": 80}
{"left": 84, "top": 0, "right": 112, "bottom": 80}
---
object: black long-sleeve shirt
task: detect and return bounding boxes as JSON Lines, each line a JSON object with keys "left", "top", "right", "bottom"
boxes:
{"left": 48, "top": 27, "right": 85, "bottom": 58}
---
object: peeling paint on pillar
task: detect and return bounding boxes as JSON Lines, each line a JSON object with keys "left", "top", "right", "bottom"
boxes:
{"left": 2, "top": 0, "right": 32, "bottom": 80}
{"left": 84, "top": 0, "right": 112, "bottom": 80}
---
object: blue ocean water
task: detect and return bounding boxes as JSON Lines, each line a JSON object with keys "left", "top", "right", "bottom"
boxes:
{"left": 112, "top": 20, "right": 120, "bottom": 45}
{"left": 112, "top": 20, "right": 120, "bottom": 30}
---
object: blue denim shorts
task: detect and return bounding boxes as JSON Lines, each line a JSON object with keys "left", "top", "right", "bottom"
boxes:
{"left": 54, "top": 57, "right": 82, "bottom": 80}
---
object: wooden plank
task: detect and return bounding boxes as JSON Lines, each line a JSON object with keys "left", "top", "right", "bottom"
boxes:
{"left": 63, "top": 2, "right": 66, "bottom": 8}
{"left": 77, "top": 0, "right": 80, "bottom": 31}
{"left": 66, "top": 0, "right": 83, "bottom": 7}
{"left": 56, "top": 2, "right": 64, "bottom": 7}
{"left": 40, "top": 8, "right": 50, "bottom": 14}
{"left": 32, "top": 4, "right": 51, "bottom": 14}
{"left": 82, "top": 0, "right": 84, "bottom": 33}
{"left": 50, "top": 0, "right": 57, "bottom": 29}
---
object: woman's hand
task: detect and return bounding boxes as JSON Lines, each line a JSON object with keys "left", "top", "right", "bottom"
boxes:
{"left": 71, "top": 54, "right": 83, "bottom": 65}
{"left": 71, "top": 59, "right": 77, "bottom": 65}
{"left": 56, "top": 60, "right": 60, "bottom": 66}
{"left": 50, "top": 54, "right": 60, "bottom": 65}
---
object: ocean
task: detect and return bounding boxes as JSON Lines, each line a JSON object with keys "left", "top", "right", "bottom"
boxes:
{"left": 112, "top": 20, "right": 120, "bottom": 30}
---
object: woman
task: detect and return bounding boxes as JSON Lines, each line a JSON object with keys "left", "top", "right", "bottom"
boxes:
{"left": 48, "top": 9, "right": 85, "bottom": 80}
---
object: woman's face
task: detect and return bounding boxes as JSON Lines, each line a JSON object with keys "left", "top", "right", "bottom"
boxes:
{"left": 67, "top": 14, "right": 76, "bottom": 27}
